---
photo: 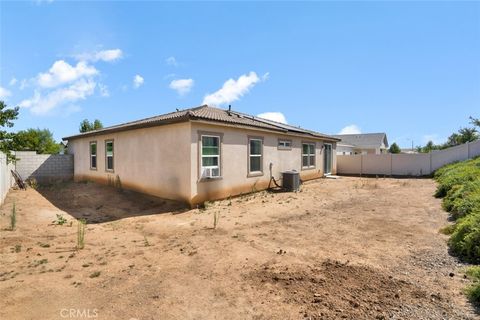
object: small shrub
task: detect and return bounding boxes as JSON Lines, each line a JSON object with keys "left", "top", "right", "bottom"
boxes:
{"left": 89, "top": 271, "right": 101, "bottom": 278}
{"left": 213, "top": 211, "right": 220, "bottom": 229}
{"left": 52, "top": 214, "right": 68, "bottom": 225}
{"left": 10, "top": 202, "right": 16, "bottom": 231}
{"left": 77, "top": 219, "right": 86, "bottom": 250}
{"left": 14, "top": 244, "right": 21, "bottom": 253}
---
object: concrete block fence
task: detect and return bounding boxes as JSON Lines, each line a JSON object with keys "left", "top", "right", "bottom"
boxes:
{"left": 13, "top": 151, "right": 73, "bottom": 183}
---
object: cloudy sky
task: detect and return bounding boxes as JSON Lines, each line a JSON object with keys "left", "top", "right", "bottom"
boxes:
{"left": 1, "top": 1, "right": 479, "bottom": 147}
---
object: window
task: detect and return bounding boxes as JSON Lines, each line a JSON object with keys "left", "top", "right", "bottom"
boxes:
{"left": 302, "top": 143, "right": 316, "bottom": 169}
{"left": 89, "top": 142, "right": 97, "bottom": 169}
{"left": 249, "top": 138, "right": 263, "bottom": 174}
{"left": 278, "top": 139, "right": 292, "bottom": 150}
{"left": 201, "top": 135, "right": 220, "bottom": 178}
{"left": 105, "top": 140, "right": 114, "bottom": 171}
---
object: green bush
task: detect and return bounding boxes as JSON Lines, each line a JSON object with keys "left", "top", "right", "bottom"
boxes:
{"left": 465, "top": 266, "right": 480, "bottom": 303}
{"left": 443, "top": 180, "right": 480, "bottom": 219}
{"left": 434, "top": 157, "right": 480, "bottom": 198}
{"left": 449, "top": 212, "right": 480, "bottom": 263}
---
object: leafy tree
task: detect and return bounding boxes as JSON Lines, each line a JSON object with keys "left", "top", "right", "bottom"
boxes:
{"left": 0, "top": 101, "right": 20, "bottom": 162}
{"left": 470, "top": 116, "right": 480, "bottom": 128}
{"left": 388, "top": 142, "right": 401, "bottom": 154}
{"left": 79, "top": 119, "right": 103, "bottom": 133}
{"left": 11, "top": 128, "right": 61, "bottom": 154}
{"left": 446, "top": 127, "right": 478, "bottom": 146}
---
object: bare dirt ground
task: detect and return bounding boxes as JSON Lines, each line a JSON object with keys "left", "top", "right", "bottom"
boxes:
{"left": 0, "top": 177, "right": 477, "bottom": 320}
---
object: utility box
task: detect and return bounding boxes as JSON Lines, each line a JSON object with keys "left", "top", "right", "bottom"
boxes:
{"left": 282, "top": 171, "right": 300, "bottom": 192}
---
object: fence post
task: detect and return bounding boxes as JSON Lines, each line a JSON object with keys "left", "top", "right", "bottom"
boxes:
{"left": 360, "top": 155, "right": 363, "bottom": 176}
{"left": 467, "top": 141, "right": 471, "bottom": 159}
{"left": 390, "top": 154, "right": 393, "bottom": 176}
{"left": 429, "top": 152, "right": 433, "bottom": 175}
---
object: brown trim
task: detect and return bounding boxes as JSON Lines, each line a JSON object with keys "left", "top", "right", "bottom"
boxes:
{"left": 105, "top": 139, "right": 114, "bottom": 173}
{"left": 89, "top": 140, "right": 97, "bottom": 170}
{"left": 301, "top": 141, "right": 316, "bottom": 170}
{"left": 277, "top": 138, "right": 292, "bottom": 150}
{"left": 247, "top": 136, "right": 264, "bottom": 177}
{"left": 198, "top": 131, "right": 223, "bottom": 182}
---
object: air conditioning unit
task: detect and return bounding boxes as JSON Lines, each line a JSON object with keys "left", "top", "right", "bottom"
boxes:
{"left": 202, "top": 167, "right": 219, "bottom": 178}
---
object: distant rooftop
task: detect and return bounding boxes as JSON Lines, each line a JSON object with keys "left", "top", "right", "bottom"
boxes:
{"left": 332, "top": 132, "right": 389, "bottom": 148}
{"left": 64, "top": 105, "right": 340, "bottom": 141}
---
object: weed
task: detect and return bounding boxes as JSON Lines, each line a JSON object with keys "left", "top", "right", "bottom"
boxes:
{"left": 52, "top": 214, "right": 67, "bottom": 225}
{"left": 10, "top": 202, "right": 16, "bottom": 231}
{"left": 89, "top": 271, "right": 101, "bottom": 278}
{"left": 82, "top": 263, "right": 90, "bottom": 268}
{"left": 144, "top": 236, "right": 151, "bottom": 247}
{"left": 38, "top": 243, "right": 50, "bottom": 248}
{"left": 213, "top": 211, "right": 220, "bottom": 229}
{"left": 26, "top": 178, "right": 38, "bottom": 189}
{"left": 14, "top": 244, "right": 21, "bottom": 253}
{"left": 77, "top": 219, "right": 86, "bottom": 250}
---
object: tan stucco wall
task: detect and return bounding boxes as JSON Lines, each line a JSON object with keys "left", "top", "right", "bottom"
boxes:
{"left": 189, "top": 122, "right": 336, "bottom": 204}
{"left": 68, "top": 122, "right": 192, "bottom": 203}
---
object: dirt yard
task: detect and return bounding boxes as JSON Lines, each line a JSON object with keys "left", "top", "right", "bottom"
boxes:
{"left": 0, "top": 177, "right": 477, "bottom": 319}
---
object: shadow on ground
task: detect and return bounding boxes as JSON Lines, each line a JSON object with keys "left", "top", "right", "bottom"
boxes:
{"left": 36, "top": 180, "right": 189, "bottom": 224}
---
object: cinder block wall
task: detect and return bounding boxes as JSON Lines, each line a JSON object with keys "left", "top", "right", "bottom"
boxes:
{"left": 14, "top": 151, "right": 73, "bottom": 183}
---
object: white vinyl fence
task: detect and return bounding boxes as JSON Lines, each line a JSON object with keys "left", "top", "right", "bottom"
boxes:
{"left": 0, "top": 151, "right": 14, "bottom": 205}
{"left": 337, "top": 140, "right": 480, "bottom": 176}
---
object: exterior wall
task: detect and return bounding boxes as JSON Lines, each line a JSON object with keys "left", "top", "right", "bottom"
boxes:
{"left": 68, "top": 122, "right": 192, "bottom": 203}
{"left": 14, "top": 151, "right": 73, "bottom": 183}
{"left": 337, "top": 140, "right": 480, "bottom": 176}
{"left": 189, "top": 122, "right": 337, "bottom": 204}
{"left": 336, "top": 144, "right": 354, "bottom": 155}
{"left": 0, "top": 152, "right": 14, "bottom": 205}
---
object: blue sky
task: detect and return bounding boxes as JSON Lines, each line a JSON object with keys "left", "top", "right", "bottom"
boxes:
{"left": 1, "top": 1, "right": 479, "bottom": 147}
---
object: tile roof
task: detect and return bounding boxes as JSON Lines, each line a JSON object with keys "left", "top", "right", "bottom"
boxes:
{"left": 332, "top": 133, "right": 389, "bottom": 148}
{"left": 63, "top": 105, "right": 340, "bottom": 141}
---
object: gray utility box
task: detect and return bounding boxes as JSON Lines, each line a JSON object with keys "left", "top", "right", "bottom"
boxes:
{"left": 282, "top": 171, "right": 300, "bottom": 192}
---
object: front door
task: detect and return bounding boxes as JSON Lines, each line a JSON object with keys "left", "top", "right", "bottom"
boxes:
{"left": 324, "top": 144, "right": 332, "bottom": 175}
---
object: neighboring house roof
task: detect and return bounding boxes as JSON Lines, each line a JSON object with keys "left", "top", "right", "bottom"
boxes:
{"left": 332, "top": 133, "right": 389, "bottom": 149}
{"left": 63, "top": 105, "right": 340, "bottom": 141}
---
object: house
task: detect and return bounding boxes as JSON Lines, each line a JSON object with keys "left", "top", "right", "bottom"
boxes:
{"left": 333, "top": 133, "right": 389, "bottom": 155}
{"left": 63, "top": 105, "right": 340, "bottom": 206}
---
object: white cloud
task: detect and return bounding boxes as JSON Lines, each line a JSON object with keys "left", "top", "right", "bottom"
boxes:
{"left": 257, "top": 112, "right": 287, "bottom": 124}
{"left": 37, "top": 60, "right": 98, "bottom": 88}
{"left": 98, "top": 83, "right": 110, "bottom": 97}
{"left": 9, "top": 78, "right": 17, "bottom": 86}
{"left": 202, "top": 71, "right": 262, "bottom": 106}
{"left": 262, "top": 72, "right": 270, "bottom": 81}
{"left": 19, "top": 79, "right": 96, "bottom": 115}
{"left": 0, "top": 86, "right": 11, "bottom": 99}
{"left": 133, "top": 74, "right": 144, "bottom": 89}
{"left": 169, "top": 78, "right": 194, "bottom": 95}
{"left": 75, "top": 49, "right": 123, "bottom": 63}
{"left": 166, "top": 56, "right": 178, "bottom": 67}
{"left": 19, "top": 79, "right": 29, "bottom": 90}
{"left": 338, "top": 124, "right": 362, "bottom": 135}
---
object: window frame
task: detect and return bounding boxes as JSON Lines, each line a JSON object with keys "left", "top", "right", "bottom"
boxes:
{"left": 301, "top": 142, "right": 316, "bottom": 170}
{"left": 248, "top": 136, "right": 264, "bottom": 177}
{"left": 198, "top": 132, "right": 223, "bottom": 181}
{"left": 277, "top": 139, "right": 292, "bottom": 150}
{"left": 105, "top": 139, "right": 114, "bottom": 172}
{"left": 89, "top": 141, "right": 97, "bottom": 170}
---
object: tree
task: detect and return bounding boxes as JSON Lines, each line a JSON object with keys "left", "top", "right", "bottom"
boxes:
{"left": 79, "top": 119, "right": 103, "bottom": 133}
{"left": 446, "top": 127, "right": 478, "bottom": 146}
{"left": 11, "top": 128, "right": 61, "bottom": 154}
{"left": 0, "top": 101, "right": 19, "bottom": 162}
{"left": 388, "top": 142, "right": 401, "bottom": 154}
{"left": 470, "top": 116, "right": 480, "bottom": 128}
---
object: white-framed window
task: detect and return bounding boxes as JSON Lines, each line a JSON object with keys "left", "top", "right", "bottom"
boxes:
{"left": 201, "top": 135, "right": 220, "bottom": 178}
{"left": 248, "top": 138, "right": 263, "bottom": 174}
{"left": 278, "top": 139, "right": 292, "bottom": 150}
{"left": 105, "top": 140, "right": 114, "bottom": 171}
{"left": 89, "top": 141, "right": 97, "bottom": 170}
{"left": 302, "top": 143, "right": 316, "bottom": 169}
